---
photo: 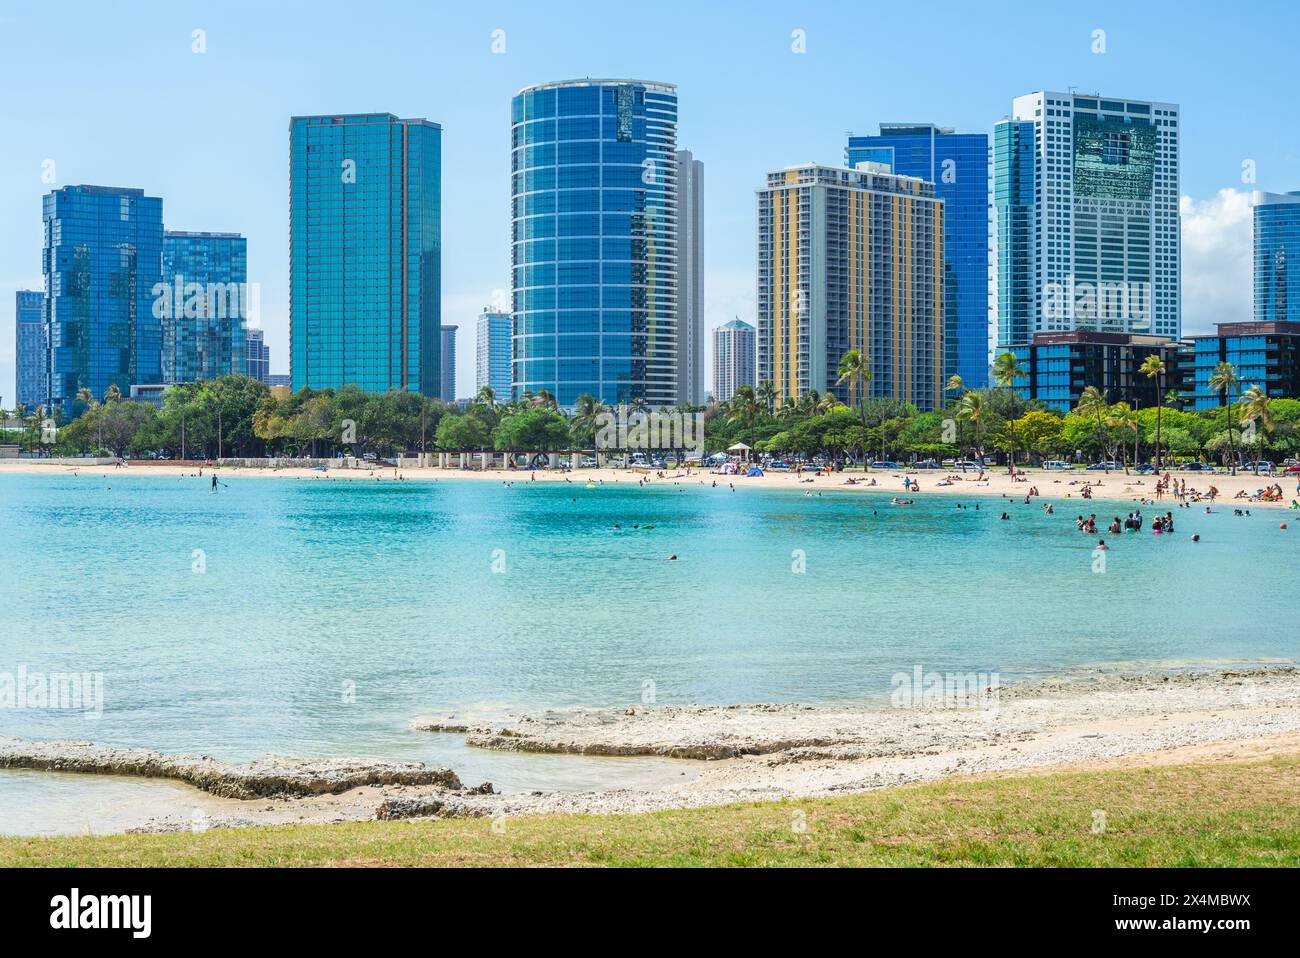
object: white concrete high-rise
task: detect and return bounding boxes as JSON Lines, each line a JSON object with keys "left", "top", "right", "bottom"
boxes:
{"left": 993, "top": 91, "right": 1180, "bottom": 351}
{"left": 712, "top": 318, "right": 755, "bottom": 403}
{"left": 675, "top": 149, "right": 704, "bottom": 405}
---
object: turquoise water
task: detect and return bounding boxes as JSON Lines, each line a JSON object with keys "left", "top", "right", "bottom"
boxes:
{"left": 1, "top": 471, "right": 1297, "bottom": 829}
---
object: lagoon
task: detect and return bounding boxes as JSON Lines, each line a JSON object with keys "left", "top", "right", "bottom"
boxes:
{"left": 1, "top": 472, "right": 1296, "bottom": 830}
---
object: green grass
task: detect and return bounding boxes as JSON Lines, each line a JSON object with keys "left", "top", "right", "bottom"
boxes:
{"left": 3, "top": 755, "right": 1299, "bottom": 867}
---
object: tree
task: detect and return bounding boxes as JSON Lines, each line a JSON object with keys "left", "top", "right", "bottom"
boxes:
{"left": 1140, "top": 354, "right": 1166, "bottom": 469}
{"left": 434, "top": 411, "right": 489, "bottom": 451}
{"left": 1240, "top": 385, "right": 1274, "bottom": 473}
{"left": 956, "top": 391, "right": 988, "bottom": 467}
{"left": 727, "top": 384, "right": 760, "bottom": 453}
{"left": 836, "top": 349, "right": 872, "bottom": 468}
{"left": 991, "top": 352, "right": 1028, "bottom": 471}
{"left": 1105, "top": 403, "right": 1140, "bottom": 473}
{"left": 1208, "top": 362, "right": 1241, "bottom": 475}
{"left": 1076, "top": 386, "right": 1112, "bottom": 472}
{"left": 756, "top": 380, "right": 777, "bottom": 415}
{"left": 494, "top": 408, "right": 571, "bottom": 457}
{"left": 570, "top": 393, "right": 606, "bottom": 453}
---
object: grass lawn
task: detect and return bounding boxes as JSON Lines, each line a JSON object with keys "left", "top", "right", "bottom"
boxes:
{"left": 3, "top": 754, "right": 1298, "bottom": 867}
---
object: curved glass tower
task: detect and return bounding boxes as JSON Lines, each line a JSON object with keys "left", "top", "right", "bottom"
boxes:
{"left": 511, "top": 79, "right": 678, "bottom": 407}
{"left": 1255, "top": 191, "right": 1300, "bottom": 323}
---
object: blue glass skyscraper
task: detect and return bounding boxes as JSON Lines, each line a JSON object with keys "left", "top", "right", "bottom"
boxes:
{"left": 475, "top": 307, "right": 512, "bottom": 399}
{"left": 992, "top": 120, "right": 1037, "bottom": 353}
{"left": 42, "top": 185, "right": 163, "bottom": 418}
{"left": 511, "top": 79, "right": 678, "bottom": 407}
{"left": 290, "top": 113, "right": 442, "bottom": 396}
{"left": 161, "top": 230, "right": 248, "bottom": 383}
{"left": 15, "top": 290, "right": 45, "bottom": 408}
{"left": 847, "top": 124, "right": 990, "bottom": 388}
{"left": 1254, "top": 191, "right": 1300, "bottom": 323}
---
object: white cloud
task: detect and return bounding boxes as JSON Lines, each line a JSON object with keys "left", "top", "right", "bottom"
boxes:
{"left": 1180, "top": 189, "right": 1253, "bottom": 336}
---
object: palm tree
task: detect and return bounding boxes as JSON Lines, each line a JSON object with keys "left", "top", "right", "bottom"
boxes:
{"left": 526, "top": 388, "right": 558, "bottom": 411}
{"left": 945, "top": 374, "right": 965, "bottom": 396}
{"left": 837, "top": 349, "right": 871, "bottom": 469}
{"left": 991, "top": 352, "right": 1027, "bottom": 472}
{"left": 103, "top": 383, "right": 122, "bottom": 403}
{"left": 572, "top": 393, "right": 606, "bottom": 460}
{"left": 1077, "top": 386, "right": 1111, "bottom": 472}
{"left": 815, "top": 393, "right": 840, "bottom": 416}
{"left": 1105, "top": 403, "right": 1140, "bottom": 475}
{"left": 727, "top": 384, "right": 760, "bottom": 455}
{"left": 1240, "top": 385, "right": 1274, "bottom": 475}
{"left": 1208, "top": 362, "right": 1241, "bottom": 475}
{"left": 956, "top": 391, "right": 987, "bottom": 467}
{"left": 756, "top": 380, "right": 777, "bottom": 416}
{"left": 1139, "top": 354, "right": 1166, "bottom": 470}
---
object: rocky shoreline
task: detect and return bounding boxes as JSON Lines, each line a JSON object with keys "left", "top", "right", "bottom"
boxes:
{"left": 0, "top": 738, "right": 467, "bottom": 800}
{"left": 3, "top": 666, "right": 1298, "bottom": 832}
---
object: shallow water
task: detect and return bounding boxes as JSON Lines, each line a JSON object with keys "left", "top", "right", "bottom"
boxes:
{"left": 1, "top": 472, "right": 1296, "bottom": 832}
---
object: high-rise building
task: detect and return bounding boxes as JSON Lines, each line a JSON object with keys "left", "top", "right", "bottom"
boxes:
{"left": 847, "top": 124, "right": 989, "bottom": 388}
{"left": 42, "top": 185, "right": 164, "bottom": 417}
{"left": 290, "top": 113, "right": 442, "bottom": 396}
{"left": 475, "top": 307, "right": 512, "bottom": 400}
{"left": 1254, "top": 191, "right": 1300, "bottom": 324}
{"left": 511, "top": 79, "right": 678, "bottom": 408}
{"left": 15, "top": 290, "right": 45, "bottom": 409}
{"left": 161, "top": 230, "right": 248, "bottom": 383}
{"left": 246, "top": 327, "right": 271, "bottom": 384}
{"left": 757, "top": 163, "right": 944, "bottom": 411}
{"left": 440, "top": 324, "right": 457, "bottom": 402}
{"left": 675, "top": 149, "right": 704, "bottom": 405}
{"left": 993, "top": 92, "right": 1180, "bottom": 353}
{"left": 712, "top": 318, "right": 754, "bottom": 403}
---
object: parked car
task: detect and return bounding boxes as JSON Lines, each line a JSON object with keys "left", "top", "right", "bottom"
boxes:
{"left": 1086, "top": 461, "right": 1121, "bottom": 471}
{"left": 911, "top": 459, "right": 940, "bottom": 469}
{"left": 1179, "top": 461, "right": 1214, "bottom": 472}
{"left": 1043, "top": 460, "right": 1074, "bottom": 471}
{"left": 1244, "top": 461, "right": 1275, "bottom": 474}
{"left": 1133, "top": 463, "right": 1155, "bottom": 475}
{"left": 869, "top": 461, "right": 903, "bottom": 470}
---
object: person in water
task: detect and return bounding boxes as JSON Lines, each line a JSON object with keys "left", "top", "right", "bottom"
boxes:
{"left": 211, "top": 475, "right": 218, "bottom": 493}
{"left": 1108, "top": 516, "right": 1122, "bottom": 534}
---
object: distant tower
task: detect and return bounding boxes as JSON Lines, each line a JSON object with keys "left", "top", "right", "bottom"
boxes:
{"left": 712, "top": 318, "right": 755, "bottom": 403}
{"left": 440, "top": 325, "right": 457, "bottom": 402}
{"left": 676, "top": 149, "right": 704, "bottom": 405}
{"left": 475, "top": 306, "right": 512, "bottom": 400}
{"left": 14, "top": 290, "right": 46, "bottom": 408}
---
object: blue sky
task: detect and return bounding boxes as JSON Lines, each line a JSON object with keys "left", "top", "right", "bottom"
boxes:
{"left": 3, "top": 0, "right": 1299, "bottom": 404}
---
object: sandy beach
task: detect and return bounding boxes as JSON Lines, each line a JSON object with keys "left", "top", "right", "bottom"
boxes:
{"left": 3, "top": 667, "right": 1297, "bottom": 832}
{"left": 3, "top": 459, "right": 1296, "bottom": 511}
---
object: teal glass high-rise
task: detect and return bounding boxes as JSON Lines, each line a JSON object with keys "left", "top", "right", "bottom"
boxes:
{"left": 161, "top": 231, "right": 248, "bottom": 383}
{"left": 511, "top": 79, "right": 678, "bottom": 407}
{"left": 993, "top": 120, "right": 1037, "bottom": 352}
{"left": 15, "top": 290, "right": 46, "bottom": 408}
{"left": 847, "top": 125, "right": 990, "bottom": 388}
{"left": 42, "top": 185, "right": 164, "bottom": 418}
{"left": 290, "top": 114, "right": 442, "bottom": 396}
{"left": 1255, "top": 191, "right": 1300, "bottom": 323}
